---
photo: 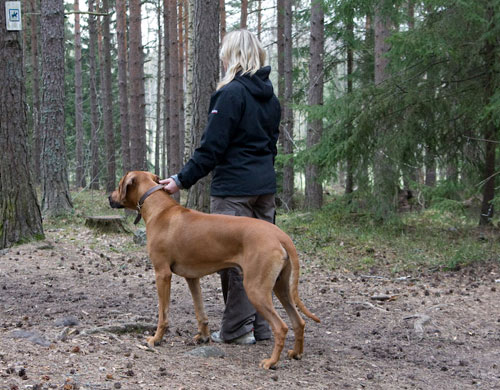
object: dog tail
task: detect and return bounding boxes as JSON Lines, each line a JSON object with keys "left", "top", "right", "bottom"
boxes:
{"left": 281, "top": 237, "right": 321, "bottom": 323}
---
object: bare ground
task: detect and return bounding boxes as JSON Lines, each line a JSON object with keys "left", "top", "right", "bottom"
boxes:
{"left": 1, "top": 227, "right": 499, "bottom": 390}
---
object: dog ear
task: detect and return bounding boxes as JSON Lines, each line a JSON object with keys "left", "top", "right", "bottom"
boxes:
{"left": 152, "top": 174, "right": 160, "bottom": 184}
{"left": 120, "top": 174, "right": 136, "bottom": 203}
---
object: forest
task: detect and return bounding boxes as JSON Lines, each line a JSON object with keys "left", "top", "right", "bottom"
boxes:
{"left": 0, "top": 0, "right": 499, "bottom": 389}
{"left": 1, "top": 0, "right": 500, "bottom": 242}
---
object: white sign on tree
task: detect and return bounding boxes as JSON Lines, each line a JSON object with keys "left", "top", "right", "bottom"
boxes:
{"left": 5, "top": 1, "right": 22, "bottom": 31}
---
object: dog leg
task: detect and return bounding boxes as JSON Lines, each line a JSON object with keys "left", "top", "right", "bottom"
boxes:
{"left": 245, "top": 281, "right": 288, "bottom": 369}
{"left": 273, "top": 270, "right": 305, "bottom": 360}
{"left": 147, "top": 268, "right": 172, "bottom": 347}
{"left": 185, "top": 277, "right": 210, "bottom": 343}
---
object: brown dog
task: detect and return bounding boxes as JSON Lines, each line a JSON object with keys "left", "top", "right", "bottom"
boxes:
{"left": 109, "top": 171, "right": 320, "bottom": 369}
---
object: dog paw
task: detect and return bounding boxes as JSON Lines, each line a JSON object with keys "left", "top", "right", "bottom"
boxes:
{"left": 287, "top": 350, "right": 302, "bottom": 360}
{"left": 146, "top": 336, "right": 161, "bottom": 347}
{"left": 259, "top": 359, "right": 277, "bottom": 370}
{"left": 194, "top": 333, "right": 210, "bottom": 344}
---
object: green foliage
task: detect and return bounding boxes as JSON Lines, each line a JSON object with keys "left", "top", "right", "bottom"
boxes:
{"left": 295, "top": 0, "right": 499, "bottom": 219}
{"left": 418, "top": 180, "right": 472, "bottom": 212}
{"left": 43, "top": 189, "right": 134, "bottom": 230}
{"left": 278, "top": 196, "right": 499, "bottom": 273}
{"left": 27, "top": 0, "right": 498, "bottom": 221}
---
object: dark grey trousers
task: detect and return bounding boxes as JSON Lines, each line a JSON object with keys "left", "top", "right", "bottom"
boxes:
{"left": 210, "top": 194, "right": 275, "bottom": 341}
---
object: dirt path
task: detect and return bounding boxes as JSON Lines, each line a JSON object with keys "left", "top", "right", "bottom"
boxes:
{"left": 1, "top": 229, "right": 499, "bottom": 390}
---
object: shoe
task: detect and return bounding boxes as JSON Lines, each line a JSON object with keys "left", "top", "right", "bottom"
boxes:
{"left": 210, "top": 330, "right": 256, "bottom": 345}
{"left": 232, "top": 330, "right": 256, "bottom": 345}
{"left": 211, "top": 330, "right": 224, "bottom": 343}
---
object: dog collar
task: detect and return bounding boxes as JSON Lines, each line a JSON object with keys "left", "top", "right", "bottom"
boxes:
{"left": 134, "top": 184, "right": 165, "bottom": 225}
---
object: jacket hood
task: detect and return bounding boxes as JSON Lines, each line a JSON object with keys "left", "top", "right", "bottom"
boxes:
{"left": 235, "top": 66, "right": 274, "bottom": 100}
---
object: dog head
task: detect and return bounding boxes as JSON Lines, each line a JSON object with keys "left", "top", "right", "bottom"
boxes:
{"left": 108, "top": 171, "right": 161, "bottom": 210}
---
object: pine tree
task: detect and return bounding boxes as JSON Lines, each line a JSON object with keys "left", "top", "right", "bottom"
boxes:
{"left": 372, "top": 1, "right": 397, "bottom": 218}
{"left": 281, "top": 0, "right": 294, "bottom": 210}
{"left": 129, "top": 0, "right": 147, "bottom": 170}
{"left": 187, "top": 0, "right": 219, "bottom": 212}
{"left": 116, "top": 0, "right": 131, "bottom": 174}
{"left": 304, "top": 0, "right": 325, "bottom": 210}
{"left": 40, "top": 0, "right": 73, "bottom": 216}
{"left": 30, "top": 0, "right": 42, "bottom": 184}
{"left": 88, "top": 0, "right": 100, "bottom": 189}
{"left": 74, "top": 0, "right": 85, "bottom": 188}
{"left": 101, "top": 0, "right": 116, "bottom": 192}
{"left": 168, "top": 0, "right": 182, "bottom": 202}
{"left": 0, "top": 0, "right": 44, "bottom": 248}
{"left": 155, "top": 0, "right": 162, "bottom": 176}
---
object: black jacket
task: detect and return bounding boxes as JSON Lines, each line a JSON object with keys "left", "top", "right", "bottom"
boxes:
{"left": 177, "top": 66, "right": 281, "bottom": 196}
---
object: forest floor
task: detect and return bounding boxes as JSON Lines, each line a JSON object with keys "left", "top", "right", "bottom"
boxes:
{"left": 1, "top": 200, "right": 499, "bottom": 390}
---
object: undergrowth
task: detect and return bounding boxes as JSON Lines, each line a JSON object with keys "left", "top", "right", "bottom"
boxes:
{"left": 43, "top": 189, "right": 140, "bottom": 230}
{"left": 42, "top": 189, "right": 500, "bottom": 275}
{"left": 277, "top": 196, "right": 500, "bottom": 274}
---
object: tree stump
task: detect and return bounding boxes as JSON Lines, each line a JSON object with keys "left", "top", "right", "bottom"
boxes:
{"left": 85, "top": 216, "right": 129, "bottom": 233}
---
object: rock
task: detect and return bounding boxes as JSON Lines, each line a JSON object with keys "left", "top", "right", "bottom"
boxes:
{"left": 58, "top": 327, "right": 70, "bottom": 342}
{"left": 185, "top": 346, "right": 226, "bottom": 358}
{"left": 54, "top": 316, "right": 80, "bottom": 327}
{"left": 8, "top": 330, "right": 51, "bottom": 347}
{"left": 133, "top": 228, "right": 147, "bottom": 246}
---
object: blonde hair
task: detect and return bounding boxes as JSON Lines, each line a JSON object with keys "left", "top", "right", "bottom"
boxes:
{"left": 217, "top": 30, "right": 266, "bottom": 90}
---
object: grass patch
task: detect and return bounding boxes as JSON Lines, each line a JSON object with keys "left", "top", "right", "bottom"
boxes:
{"left": 38, "top": 188, "right": 499, "bottom": 274}
{"left": 43, "top": 189, "right": 141, "bottom": 231}
{"left": 277, "top": 198, "right": 500, "bottom": 274}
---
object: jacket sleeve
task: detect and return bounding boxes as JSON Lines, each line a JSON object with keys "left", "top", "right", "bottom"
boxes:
{"left": 177, "top": 87, "right": 244, "bottom": 189}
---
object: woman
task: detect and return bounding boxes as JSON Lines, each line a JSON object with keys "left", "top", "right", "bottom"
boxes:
{"left": 161, "top": 29, "right": 281, "bottom": 345}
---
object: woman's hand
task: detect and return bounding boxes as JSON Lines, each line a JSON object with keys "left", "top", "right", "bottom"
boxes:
{"left": 159, "top": 177, "right": 180, "bottom": 194}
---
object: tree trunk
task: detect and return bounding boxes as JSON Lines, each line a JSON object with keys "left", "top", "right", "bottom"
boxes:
{"left": 183, "top": 0, "right": 194, "bottom": 177}
{"left": 374, "top": 4, "right": 390, "bottom": 86}
{"left": 40, "top": 0, "right": 73, "bottom": 216}
{"left": 0, "top": 0, "right": 44, "bottom": 248}
{"left": 479, "top": 122, "right": 497, "bottom": 225}
{"left": 88, "top": 0, "right": 100, "bottom": 189}
{"left": 30, "top": 0, "right": 42, "bottom": 184}
{"left": 276, "top": 0, "right": 285, "bottom": 205}
{"left": 277, "top": 0, "right": 285, "bottom": 121}
{"left": 155, "top": 0, "right": 162, "bottom": 176}
{"left": 304, "top": 0, "right": 324, "bottom": 209}
{"left": 424, "top": 145, "right": 436, "bottom": 187}
{"left": 168, "top": 0, "right": 181, "bottom": 197}
{"left": 178, "top": 0, "right": 186, "bottom": 166}
{"left": 373, "top": 2, "right": 396, "bottom": 219}
{"left": 479, "top": 4, "right": 497, "bottom": 226}
{"left": 163, "top": 0, "right": 171, "bottom": 179}
{"left": 100, "top": 0, "right": 116, "bottom": 192}
{"left": 165, "top": 2, "right": 179, "bottom": 190}
{"left": 257, "top": 0, "right": 262, "bottom": 40}
{"left": 74, "top": 0, "right": 85, "bottom": 188}
{"left": 116, "top": 0, "right": 131, "bottom": 174}
{"left": 281, "top": 0, "right": 294, "bottom": 210}
{"left": 129, "top": 0, "right": 147, "bottom": 170}
{"left": 220, "top": 0, "right": 226, "bottom": 41}
{"left": 186, "top": 0, "right": 219, "bottom": 212}
{"left": 184, "top": 0, "right": 189, "bottom": 76}
{"left": 408, "top": 0, "right": 415, "bottom": 28}
{"left": 240, "top": 0, "right": 248, "bottom": 29}
{"left": 345, "top": 15, "right": 354, "bottom": 195}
